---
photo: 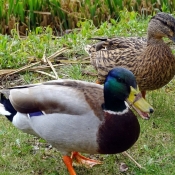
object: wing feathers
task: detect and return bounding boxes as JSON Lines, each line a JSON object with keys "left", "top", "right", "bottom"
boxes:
{"left": 6, "top": 80, "right": 104, "bottom": 119}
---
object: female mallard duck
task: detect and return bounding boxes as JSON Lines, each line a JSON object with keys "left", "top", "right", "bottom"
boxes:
{"left": 0, "top": 67, "right": 153, "bottom": 175}
{"left": 85, "top": 12, "right": 175, "bottom": 98}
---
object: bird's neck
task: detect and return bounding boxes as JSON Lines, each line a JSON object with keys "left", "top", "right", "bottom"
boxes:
{"left": 147, "top": 35, "right": 165, "bottom": 45}
{"left": 103, "top": 93, "right": 127, "bottom": 113}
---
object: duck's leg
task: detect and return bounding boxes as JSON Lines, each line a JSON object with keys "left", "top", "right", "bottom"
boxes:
{"left": 62, "top": 155, "right": 76, "bottom": 175}
{"left": 71, "top": 151, "right": 102, "bottom": 168}
{"left": 141, "top": 91, "right": 146, "bottom": 99}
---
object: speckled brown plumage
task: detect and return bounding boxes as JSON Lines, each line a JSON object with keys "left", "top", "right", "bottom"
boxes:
{"left": 85, "top": 12, "right": 175, "bottom": 92}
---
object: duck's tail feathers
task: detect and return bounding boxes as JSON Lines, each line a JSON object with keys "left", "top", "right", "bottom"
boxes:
{"left": 84, "top": 44, "right": 92, "bottom": 54}
{"left": 0, "top": 94, "right": 16, "bottom": 121}
{"left": 85, "top": 38, "right": 108, "bottom": 54}
{"left": 0, "top": 103, "right": 11, "bottom": 115}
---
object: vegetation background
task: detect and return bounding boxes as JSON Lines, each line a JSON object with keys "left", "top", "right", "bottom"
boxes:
{"left": 0, "top": 0, "right": 174, "bottom": 35}
{"left": 0, "top": 0, "right": 175, "bottom": 175}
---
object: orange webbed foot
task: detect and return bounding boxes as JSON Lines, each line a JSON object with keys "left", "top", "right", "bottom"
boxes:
{"left": 71, "top": 152, "right": 102, "bottom": 168}
{"left": 63, "top": 152, "right": 102, "bottom": 175}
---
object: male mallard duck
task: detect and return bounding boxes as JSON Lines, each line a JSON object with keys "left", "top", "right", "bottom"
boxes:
{"left": 85, "top": 12, "right": 175, "bottom": 98}
{"left": 0, "top": 67, "right": 153, "bottom": 175}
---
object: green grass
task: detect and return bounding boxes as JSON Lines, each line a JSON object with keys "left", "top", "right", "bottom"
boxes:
{"left": 0, "top": 11, "right": 175, "bottom": 175}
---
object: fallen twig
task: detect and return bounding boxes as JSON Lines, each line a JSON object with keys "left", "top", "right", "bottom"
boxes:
{"left": 122, "top": 151, "right": 145, "bottom": 169}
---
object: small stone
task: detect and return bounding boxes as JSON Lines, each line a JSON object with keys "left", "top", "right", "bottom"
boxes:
{"left": 119, "top": 162, "right": 128, "bottom": 172}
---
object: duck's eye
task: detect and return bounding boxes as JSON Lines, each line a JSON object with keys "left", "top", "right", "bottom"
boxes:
{"left": 116, "top": 77, "right": 125, "bottom": 83}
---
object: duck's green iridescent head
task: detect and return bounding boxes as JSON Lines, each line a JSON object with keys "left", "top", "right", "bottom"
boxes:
{"left": 103, "top": 67, "right": 154, "bottom": 116}
{"left": 104, "top": 67, "right": 137, "bottom": 102}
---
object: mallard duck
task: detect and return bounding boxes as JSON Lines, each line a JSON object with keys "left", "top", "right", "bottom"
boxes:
{"left": 85, "top": 12, "right": 175, "bottom": 98}
{"left": 0, "top": 67, "right": 153, "bottom": 175}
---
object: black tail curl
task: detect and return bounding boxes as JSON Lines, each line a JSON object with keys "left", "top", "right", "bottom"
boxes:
{"left": 0, "top": 94, "right": 16, "bottom": 122}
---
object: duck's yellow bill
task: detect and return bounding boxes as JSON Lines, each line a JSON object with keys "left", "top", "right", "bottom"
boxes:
{"left": 126, "top": 86, "right": 154, "bottom": 119}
